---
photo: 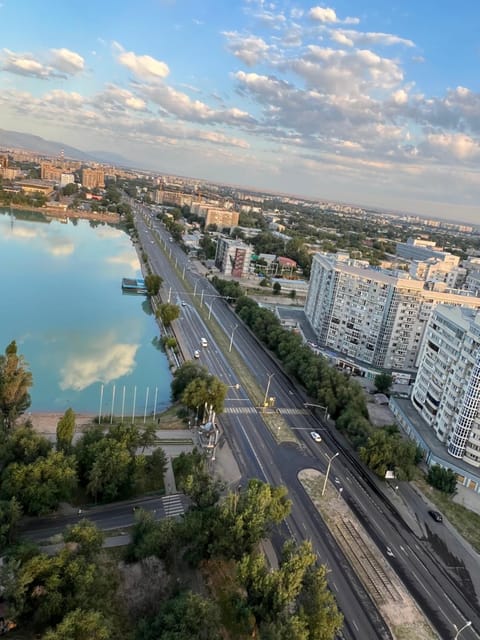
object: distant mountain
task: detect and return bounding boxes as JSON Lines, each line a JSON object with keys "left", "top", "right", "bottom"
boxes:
{"left": 86, "top": 149, "right": 132, "bottom": 166}
{"left": 0, "top": 128, "right": 97, "bottom": 161}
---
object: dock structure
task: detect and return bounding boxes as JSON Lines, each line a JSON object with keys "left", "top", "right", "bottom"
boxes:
{"left": 122, "top": 277, "right": 147, "bottom": 294}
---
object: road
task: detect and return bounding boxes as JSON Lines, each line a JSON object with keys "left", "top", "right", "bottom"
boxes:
{"left": 132, "top": 202, "right": 480, "bottom": 640}
{"left": 24, "top": 202, "right": 478, "bottom": 639}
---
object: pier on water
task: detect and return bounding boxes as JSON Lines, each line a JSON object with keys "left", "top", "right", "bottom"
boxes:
{"left": 121, "top": 277, "right": 147, "bottom": 294}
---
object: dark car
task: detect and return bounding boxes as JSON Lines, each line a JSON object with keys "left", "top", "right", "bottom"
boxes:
{"left": 428, "top": 510, "right": 443, "bottom": 522}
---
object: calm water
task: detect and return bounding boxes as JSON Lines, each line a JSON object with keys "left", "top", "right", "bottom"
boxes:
{"left": 0, "top": 208, "right": 171, "bottom": 414}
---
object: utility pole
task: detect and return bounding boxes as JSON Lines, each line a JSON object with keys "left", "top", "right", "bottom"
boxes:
{"left": 322, "top": 452, "right": 339, "bottom": 496}
{"left": 263, "top": 373, "right": 275, "bottom": 407}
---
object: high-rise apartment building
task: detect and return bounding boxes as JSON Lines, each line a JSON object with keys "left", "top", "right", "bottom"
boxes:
{"left": 411, "top": 306, "right": 480, "bottom": 467}
{"left": 305, "top": 253, "right": 480, "bottom": 375}
{"left": 215, "top": 238, "right": 252, "bottom": 278}
{"left": 81, "top": 168, "right": 105, "bottom": 189}
{"left": 41, "top": 163, "right": 63, "bottom": 182}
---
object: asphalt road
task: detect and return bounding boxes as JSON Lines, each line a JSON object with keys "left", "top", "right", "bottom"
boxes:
{"left": 135, "top": 203, "right": 480, "bottom": 640}
{"left": 24, "top": 203, "right": 478, "bottom": 640}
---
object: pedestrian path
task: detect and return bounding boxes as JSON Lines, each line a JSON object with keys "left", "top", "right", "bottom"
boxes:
{"left": 224, "top": 406, "right": 258, "bottom": 414}
{"left": 161, "top": 494, "right": 185, "bottom": 518}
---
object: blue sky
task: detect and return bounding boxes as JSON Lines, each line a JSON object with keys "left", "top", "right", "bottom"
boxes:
{"left": 1, "top": 1, "right": 480, "bottom": 223}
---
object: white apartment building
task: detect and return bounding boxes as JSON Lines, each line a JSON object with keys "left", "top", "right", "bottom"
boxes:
{"left": 214, "top": 238, "right": 252, "bottom": 278}
{"left": 411, "top": 306, "right": 480, "bottom": 467}
{"left": 305, "top": 253, "right": 480, "bottom": 374}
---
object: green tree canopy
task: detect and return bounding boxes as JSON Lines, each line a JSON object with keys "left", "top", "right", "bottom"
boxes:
{"left": 374, "top": 372, "right": 393, "bottom": 395}
{"left": 144, "top": 274, "right": 163, "bottom": 296}
{"left": 157, "top": 303, "right": 180, "bottom": 327}
{"left": 427, "top": 464, "right": 457, "bottom": 495}
{"left": 1, "top": 450, "right": 77, "bottom": 516}
{"left": 43, "top": 609, "right": 111, "bottom": 640}
{"left": 0, "top": 340, "right": 33, "bottom": 431}
{"left": 135, "top": 591, "right": 222, "bottom": 640}
{"left": 171, "top": 361, "right": 210, "bottom": 401}
{"left": 56, "top": 408, "right": 76, "bottom": 452}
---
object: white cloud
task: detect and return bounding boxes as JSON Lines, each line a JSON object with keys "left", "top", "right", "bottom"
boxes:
{"left": 115, "top": 44, "right": 169, "bottom": 81}
{"left": 223, "top": 31, "right": 271, "bottom": 66}
{"left": 60, "top": 340, "right": 139, "bottom": 390}
{"left": 1, "top": 47, "right": 85, "bottom": 79}
{"left": 329, "top": 28, "right": 415, "bottom": 48}
{"left": 2, "top": 49, "right": 54, "bottom": 79}
{"left": 50, "top": 48, "right": 85, "bottom": 74}
{"left": 422, "top": 132, "right": 480, "bottom": 161}
{"left": 309, "top": 6, "right": 359, "bottom": 25}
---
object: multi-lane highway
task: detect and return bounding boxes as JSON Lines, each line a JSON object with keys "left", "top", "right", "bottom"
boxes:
{"left": 133, "top": 202, "right": 480, "bottom": 640}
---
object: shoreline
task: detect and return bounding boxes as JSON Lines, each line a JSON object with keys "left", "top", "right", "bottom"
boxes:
{"left": 21, "top": 412, "right": 96, "bottom": 435}
{"left": 1, "top": 202, "right": 120, "bottom": 224}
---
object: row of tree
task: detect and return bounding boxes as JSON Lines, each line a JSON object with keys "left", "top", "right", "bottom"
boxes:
{"left": 199, "top": 286, "right": 421, "bottom": 481}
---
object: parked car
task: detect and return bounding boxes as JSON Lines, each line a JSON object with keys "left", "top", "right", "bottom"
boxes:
{"left": 310, "top": 431, "right": 322, "bottom": 442}
{"left": 428, "top": 510, "right": 443, "bottom": 522}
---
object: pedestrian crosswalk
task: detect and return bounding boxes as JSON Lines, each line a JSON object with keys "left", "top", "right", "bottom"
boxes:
{"left": 223, "top": 406, "right": 309, "bottom": 415}
{"left": 224, "top": 406, "right": 257, "bottom": 414}
{"left": 162, "top": 494, "right": 185, "bottom": 518}
{"left": 278, "top": 407, "right": 309, "bottom": 415}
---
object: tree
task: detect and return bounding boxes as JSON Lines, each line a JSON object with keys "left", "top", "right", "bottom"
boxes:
{"left": 86, "top": 438, "right": 134, "bottom": 502}
{"left": 427, "top": 465, "right": 457, "bottom": 495}
{"left": 144, "top": 274, "right": 163, "bottom": 296}
{"left": 135, "top": 591, "right": 222, "bottom": 640}
{"left": 289, "top": 289, "right": 297, "bottom": 300}
{"left": 374, "top": 372, "right": 393, "bottom": 395}
{"left": 0, "top": 340, "right": 33, "bottom": 431}
{"left": 157, "top": 303, "right": 180, "bottom": 327}
{"left": 62, "top": 183, "right": 78, "bottom": 196}
{"left": 0, "top": 424, "right": 51, "bottom": 467}
{"left": 63, "top": 520, "right": 105, "bottom": 559}
{"left": 43, "top": 609, "right": 111, "bottom": 640}
{"left": 273, "top": 281, "right": 282, "bottom": 295}
{"left": 0, "top": 498, "right": 22, "bottom": 552}
{"left": 181, "top": 375, "right": 227, "bottom": 420}
{"left": 1, "top": 450, "right": 77, "bottom": 515}
{"left": 214, "top": 479, "right": 291, "bottom": 559}
{"left": 56, "top": 408, "right": 76, "bottom": 452}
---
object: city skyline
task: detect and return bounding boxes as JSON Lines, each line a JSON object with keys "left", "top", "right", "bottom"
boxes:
{"left": 1, "top": 1, "right": 479, "bottom": 223}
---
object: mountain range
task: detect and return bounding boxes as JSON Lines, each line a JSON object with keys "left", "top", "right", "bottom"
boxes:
{"left": 0, "top": 128, "right": 132, "bottom": 167}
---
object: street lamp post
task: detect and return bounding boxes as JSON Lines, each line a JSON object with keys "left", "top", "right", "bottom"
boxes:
{"left": 263, "top": 373, "right": 275, "bottom": 406}
{"left": 229, "top": 324, "right": 238, "bottom": 352}
{"left": 322, "top": 452, "right": 339, "bottom": 496}
{"left": 454, "top": 621, "right": 472, "bottom": 639}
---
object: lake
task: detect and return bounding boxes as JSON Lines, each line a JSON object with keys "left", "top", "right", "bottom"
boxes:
{"left": 0, "top": 208, "right": 172, "bottom": 416}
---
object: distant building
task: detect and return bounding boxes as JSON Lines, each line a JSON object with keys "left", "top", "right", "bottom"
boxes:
{"left": 40, "top": 163, "right": 63, "bottom": 182}
{"left": 60, "top": 173, "right": 75, "bottom": 188}
{"left": 16, "top": 180, "right": 55, "bottom": 197}
{"left": 396, "top": 237, "right": 448, "bottom": 262}
{"left": 0, "top": 167, "right": 19, "bottom": 180}
{"left": 215, "top": 238, "right": 252, "bottom": 277}
{"left": 204, "top": 208, "right": 239, "bottom": 230}
{"left": 81, "top": 168, "right": 105, "bottom": 189}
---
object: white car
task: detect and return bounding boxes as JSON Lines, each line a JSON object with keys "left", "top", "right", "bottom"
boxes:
{"left": 193, "top": 350, "right": 200, "bottom": 359}
{"left": 201, "top": 337, "right": 208, "bottom": 348}
{"left": 310, "top": 431, "right": 322, "bottom": 442}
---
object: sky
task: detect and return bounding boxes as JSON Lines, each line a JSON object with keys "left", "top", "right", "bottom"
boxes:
{"left": 0, "top": 1, "right": 480, "bottom": 223}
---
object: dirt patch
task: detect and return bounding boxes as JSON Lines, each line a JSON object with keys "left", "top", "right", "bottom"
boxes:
{"left": 299, "top": 468, "right": 438, "bottom": 640}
